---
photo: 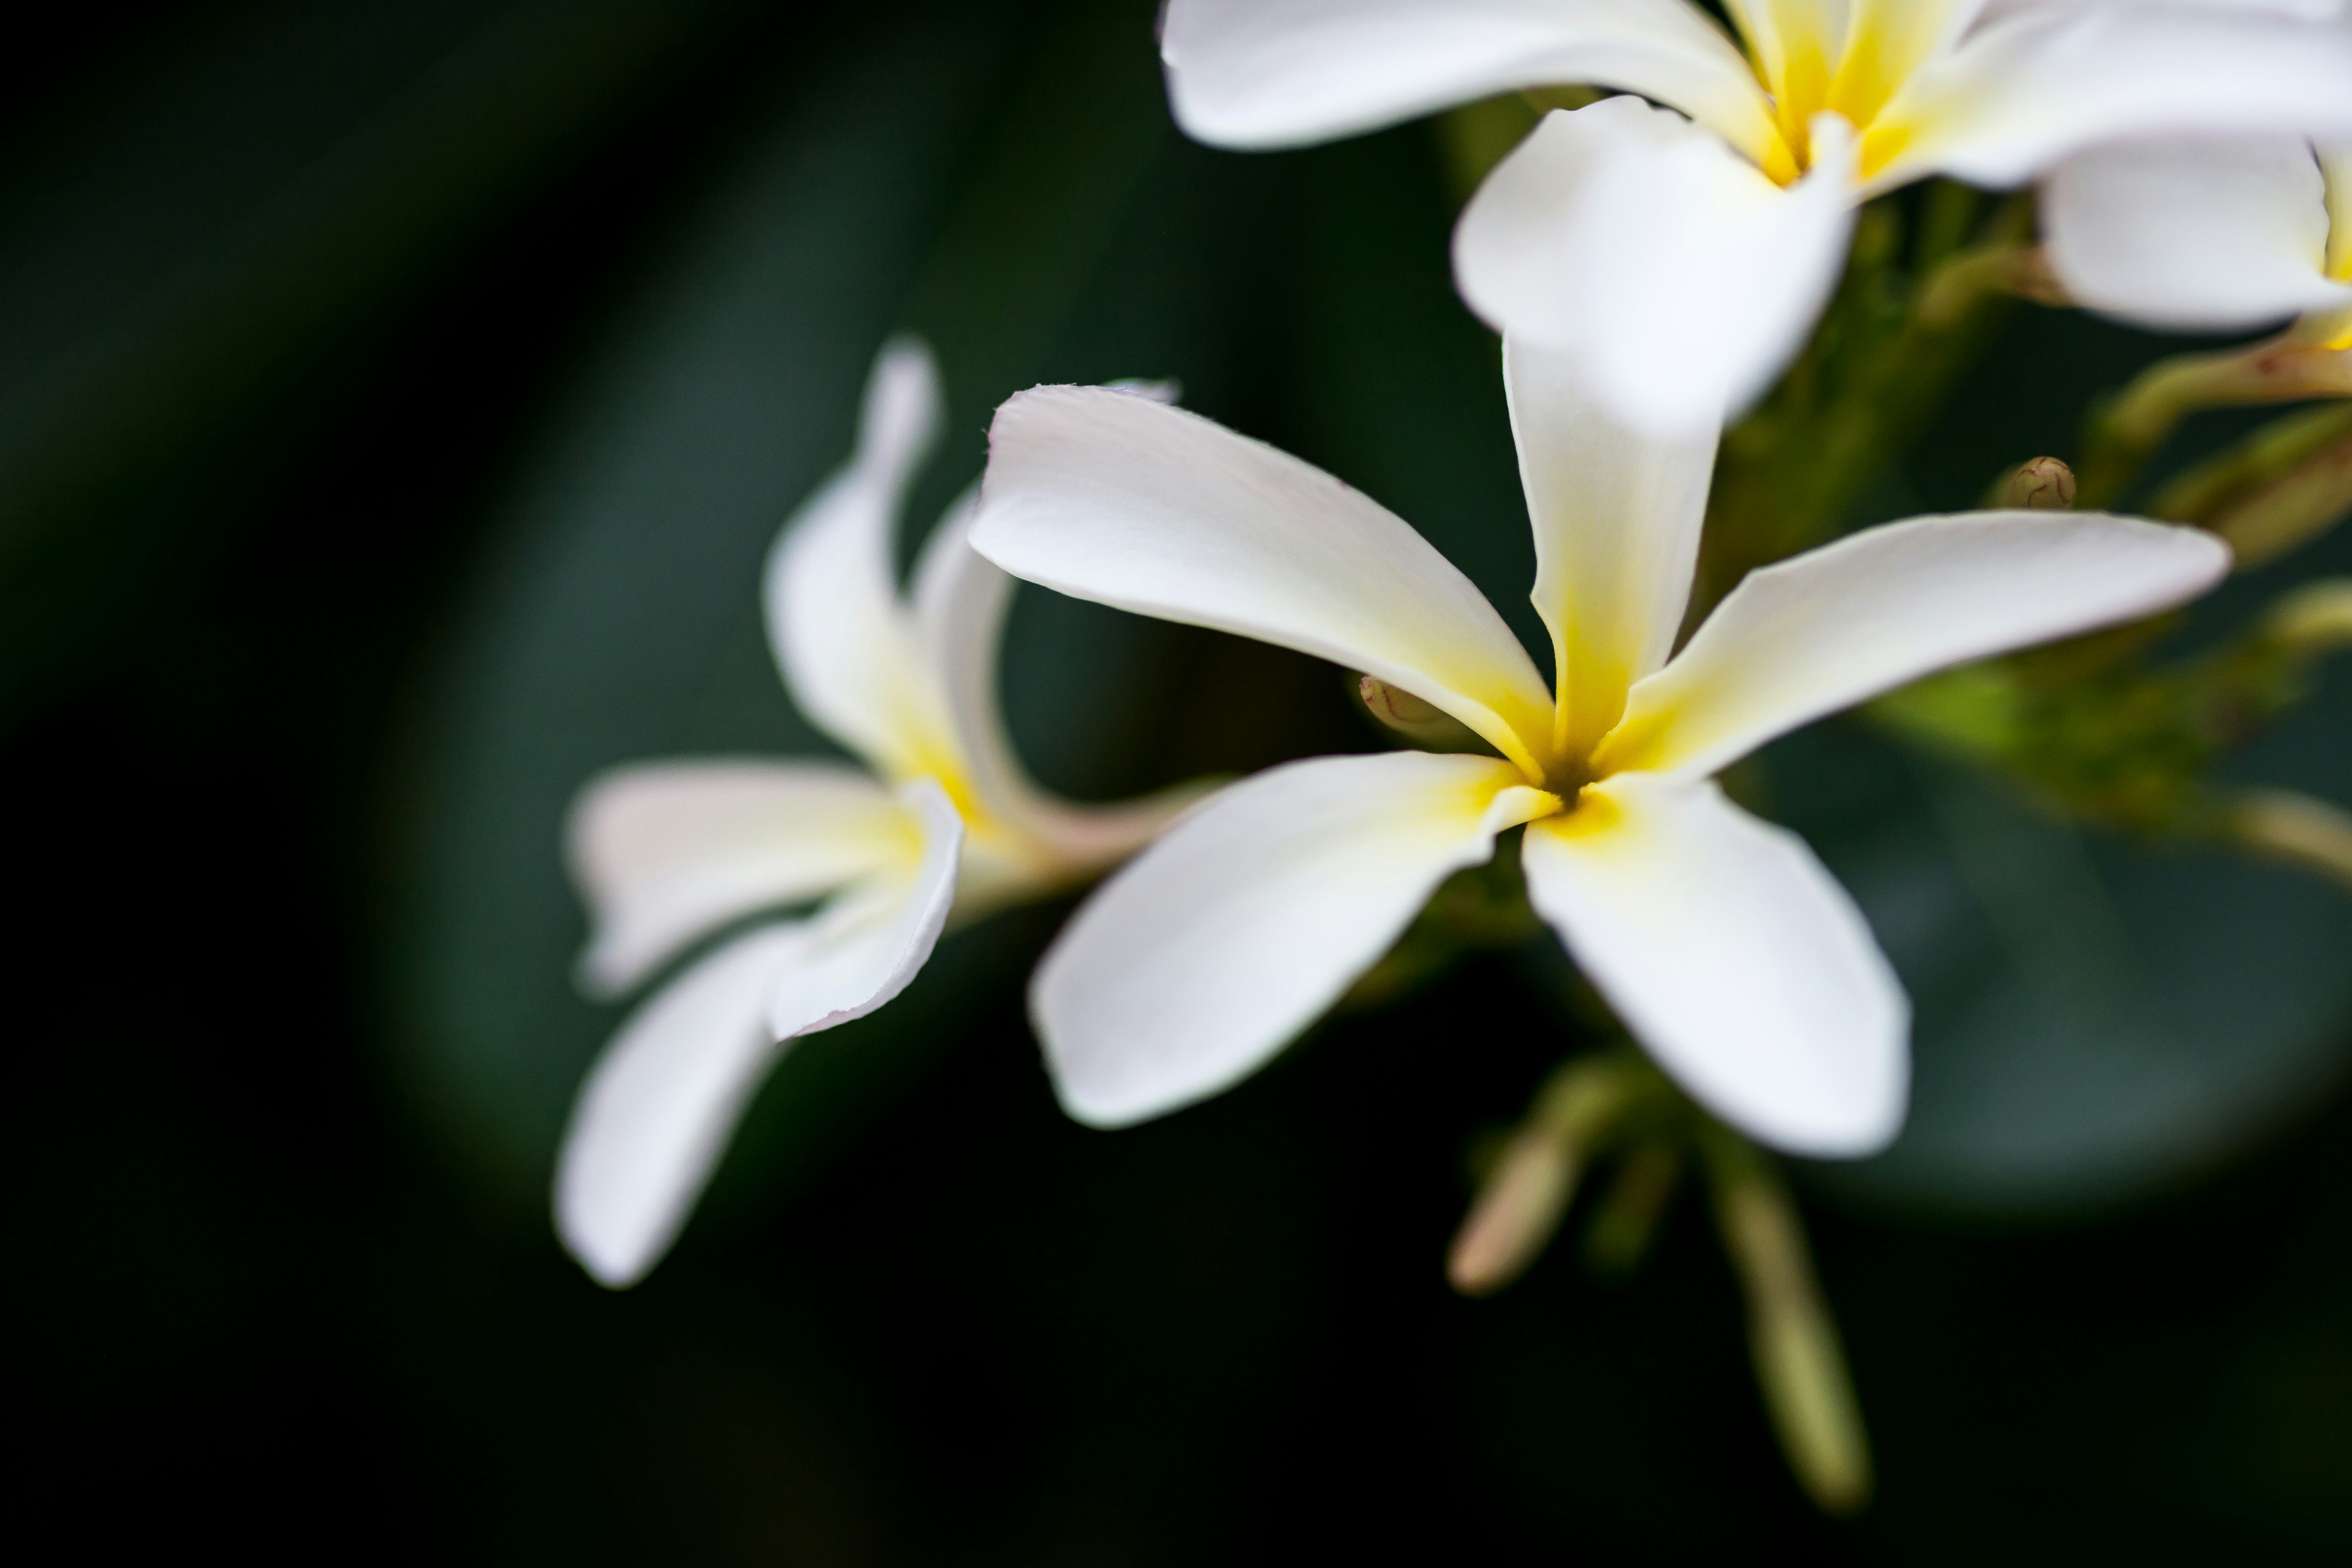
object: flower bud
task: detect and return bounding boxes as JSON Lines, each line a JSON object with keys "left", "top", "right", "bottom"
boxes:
{"left": 1447, "top": 1055, "right": 1654, "bottom": 1295}
{"left": 1357, "top": 675, "right": 1482, "bottom": 750}
{"left": 2230, "top": 787, "right": 2352, "bottom": 893}
{"left": 2260, "top": 579, "right": 2352, "bottom": 654}
{"left": 1993, "top": 456, "right": 2075, "bottom": 511}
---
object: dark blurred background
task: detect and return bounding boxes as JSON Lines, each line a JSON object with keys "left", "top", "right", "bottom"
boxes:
{"left": 8, "top": 2, "right": 2350, "bottom": 1560}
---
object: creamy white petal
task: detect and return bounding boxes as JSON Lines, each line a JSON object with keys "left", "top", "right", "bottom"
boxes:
{"left": 1879, "top": 7, "right": 2352, "bottom": 191}
{"left": 1595, "top": 511, "right": 2230, "bottom": 782}
{"left": 1523, "top": 773, "right": 1907, "bottom": 1155}
{"left": 1160, "top": 0, "right": 1779, "bottom": 165}
{"left": 764, "top": 777, "right": 963, "bottom": 1040}
{"left": 1455, "top": 99, "right": 1858, "bottom": 433}
{"left": 567, "top": 760, "right": 915, "bottom": 998}
{"left": 554, "top": 922, "right": 811, "bottom": 1289}
{"left": 2043, "top": 137, "right": 2351, "bottom": 331}
{"left": 1506, "top": 336, "right": 1717, "bottom": 757}
{"left": 766, "top": 337, "right": 961, "bottom": 782}
{"left": 1035, "top": 751, "right": 1558, "bottom": 1128}
{"left": 973, "top": 386, "right": 1557, "bottom": 775}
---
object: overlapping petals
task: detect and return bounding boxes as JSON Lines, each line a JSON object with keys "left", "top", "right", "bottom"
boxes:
{"left": 553, "top": 342, "right": 1192, "bottom": 1287}
{"left": 1460, "top": 99, "right": 1857, "bottom": 438}
{"left": 1164, "top": 0, "right": 2352, "bottom": 431}
{"left": 556, "top": 781, "right": 962, "bottom": 1288}
{"left": 973, "top": 377, "right": 2229, "bottom": 1154}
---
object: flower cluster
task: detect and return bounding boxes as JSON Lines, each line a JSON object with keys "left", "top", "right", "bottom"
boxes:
{"left": 548, "top": 0, "right": 2352, "bottom": 1512}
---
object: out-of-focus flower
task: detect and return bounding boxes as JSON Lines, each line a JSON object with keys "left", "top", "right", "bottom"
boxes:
{"left": 971, "top": 343, "right": 2229, "bottom": 1153}
{"left": 1159, "top": 0, "right": 2352, "bottom": 431}
{"left": 555, "top": 340, "right": 1192, "bottom": 1288}
{"left": 2044, "top": 135, "right": 2352, "bottom": 347}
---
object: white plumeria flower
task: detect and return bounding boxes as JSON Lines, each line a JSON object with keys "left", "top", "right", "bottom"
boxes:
{"left": 2043, "top": 133, "right": 2352, "bottom": 347}
{"left": 555, "top": 339, "right": 1191, "bottom": 1287}
{"left": 1160, "top": 0, "right": 2352, "bottom": 432}
{"left": 970, "top": 343, "right": 2229, "bottom": 1154}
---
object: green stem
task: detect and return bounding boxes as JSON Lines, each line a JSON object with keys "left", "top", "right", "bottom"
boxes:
{"left": 2077, "top": 338, "right": 2352, "bottom": 511}
{"left": 1700, "top": 1127, "right": 1873, "bottom": 1517}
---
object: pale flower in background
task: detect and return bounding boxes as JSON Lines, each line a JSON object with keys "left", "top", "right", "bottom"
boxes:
{"left": 555, "top": 340, "right": 1190, "bottom": 1288}
{"left": 2043, "top": 135, "right": 2352, "bottom": 346}
{"left": 971, "top": 344, "right": 2229, "bottom": 1153}
{"left": 1160, "top": 0, "right": 2352, "bottom": 431}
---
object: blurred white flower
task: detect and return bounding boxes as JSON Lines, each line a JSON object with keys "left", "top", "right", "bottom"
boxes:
{"left": 2043, "top": 135, "right": 2352, "bottom": 348}
{"left": 555, "top": 340, "right": 1191, "bottom": 1287}
{"left": 971, "top": 344, "right": 2228, "bottom": 1155}
{"left": 1160, "top": 0, "right": 2352, "bottom": 431}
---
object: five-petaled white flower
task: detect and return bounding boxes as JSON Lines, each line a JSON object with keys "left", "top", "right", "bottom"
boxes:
{"left": 555, "top": 339, "right": 1192, "bottom": 1287}
{"left": 1160, "top": 0, "right": 2352, "bottom": 431}
{"left": 970, "top": 342, "right": 2229, "bottom": 1153}
{"left": 2043, "top": 130, "right": 2352, "bottom": 347}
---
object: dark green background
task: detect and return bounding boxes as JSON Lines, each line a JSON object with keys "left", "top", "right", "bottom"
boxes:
{"left": 11, "top": 1, "right": 2350, "bottom": 1558}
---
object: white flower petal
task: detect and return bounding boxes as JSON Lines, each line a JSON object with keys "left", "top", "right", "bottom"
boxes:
{"left": 553, "top": 779, "right": 961, "bottom": 1288}
{"left": 1455, "top": 98, "right": 1858, "bottom": 433}
{"left": 1160, "top": 0, "right": 1779, "bottom": 165}
{"left": 766, "top": 337, "right": 961, "bottom": 781}
{"left": 1506, "top": 335, "right": 1717, "bottom": 757}
{"left": 1523, "top": 773, "right": 1907, "bottom": 1155}
{"left": 1596, "top": 511, "right": 2230, "bottom": 782}
{"left": 555, "top": 922, "right": 815, "bottom": 1288}
{"left": 973, "top": 386, "right": 1557, "bottom": 776}
{"left": 1035, "top": 751, "right": 1557, "bottom": 1128}
{"left": 1882, "top": 6, "right": 2352, "bottom": 190}
{"left": 1974, "top": 0, "right": 2345, "bottom": 25}
{"left": 2042, "top": 137, "right": 2352, "bottom": 332}
{"left": 764, "top": 777, "right": 963, "bottom": 1040}
{"left": 567, "top": 760, "right": 914, "bottom": 998}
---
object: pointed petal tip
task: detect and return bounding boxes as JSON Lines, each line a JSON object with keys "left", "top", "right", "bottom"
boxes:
{"left": 555, "top": 1202, "right": 657, "bottom": 1290}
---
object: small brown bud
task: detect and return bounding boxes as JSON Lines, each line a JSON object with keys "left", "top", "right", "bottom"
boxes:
{"left": 1357, "top": 675, "right": 1482, "bottom": 750}
{"left": 1994, "top": 456, "right": 2077, "bottom": 511}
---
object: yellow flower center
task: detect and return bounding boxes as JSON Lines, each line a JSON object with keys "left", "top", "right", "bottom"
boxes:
{"left": 1731, "top": 0, "right": 1946, "bottom": 185}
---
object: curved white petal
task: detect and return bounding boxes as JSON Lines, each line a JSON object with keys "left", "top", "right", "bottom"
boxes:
{"left": 972, "top": 386, "right": 1557, "bottom": 775}
{"left": 764, "top": 777, "right": 963, "bottom": 1040}
{"left": 1161, "top": 0, "right": 1779, "bottom": 165}
{"left": 553, "top": 923, "right": 809, "bottom": 1289}
{"left": 1506, "top": 335, "right": 1717, "bottom": 757}
{"left": 1596, "top": 511, "right": 2231, "bottom": 782}
{"left": 1455, "top": 98, "right": 1858, "bottom": 434}
{"left": 2042, "top": 137, "right": 2351, "bottom": 332}
{"left": 1882, "top": 7, "right": 2352, "bottom": 190}
{"left": 1524, "top": 774, "right": 1907, "bottom": 1155}
{"left": 568, "top": 760, "right": 914, "bottom": 998}
{"left": 909, "top": 477, "right": 1197, "bottom": 876}
{"left": 553, "top": 780, "right": 961, "bottom": 1289}
{"left": 1035, "top": 752, "right": 1558, "bottom": 1129}
{"left": 766, "top": 337, "right": 961, "bottom": 782}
